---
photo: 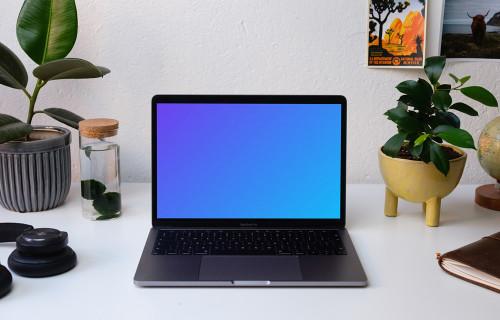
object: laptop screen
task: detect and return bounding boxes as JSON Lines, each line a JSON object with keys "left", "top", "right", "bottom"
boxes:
{"left": 154, "top": 97, "right": 345, "bottom": 223}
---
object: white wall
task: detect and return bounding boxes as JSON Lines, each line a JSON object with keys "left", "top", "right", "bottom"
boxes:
{"left": 1, "top": 0, "right": 499, "bottom": 184}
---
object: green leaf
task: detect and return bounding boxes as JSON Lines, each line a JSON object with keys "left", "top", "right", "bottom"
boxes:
{"left": 449, "top": 74, "right": 470, "bottom": 85}
{"left": 432, "top": 125, "right": 454, "bottom": 134}
{"left": 0, "top": 122, "right": 33, "bottom": 144}
{"left": 406, "top": 133, "right": 420, "bottom": 142}
{"left": 386, "top": 107, "right": 409, "bottom": 122}
{"left": 96, "top": 214, "right": 120, "bottom": 221}
{"left": 436, "top": 111, "right": 460, "bottom": 128}
{"left": 398, "top": 95, "right": 412, "bottom": 104}
{"left": 438, "top": 128, "right": 476, "bottom": 149}
{"left": 428, "top": 116, "right": 439, "bottom": 129}
{"left": 460, "top": 86, "right": 498, "bottom": 107}
{"left": 43, "top": 108, "right": 84, "bottom": 129}
{"left": 449, "top": 102, "right": 478, "bottom": 116}
{"left": 432, "top": 91, "right": 452, "bottom": 111}
{"left": 395, "top": 116, "right": 424, "bottom": 132}
{"left": 398, "top": 95, "right": 432, "bottom": 113}
{"left": 16, "top": 0, "right": 78, "bottom": 65}
{"left": 459, "top": 76, "right": 471, "bottom": 85}
{"left": 420, "top": 139, "right": 432, "bottom": 163}
{"left": 33, "top": 58, "right": 110, "bottom": 81}
{"left": 424, "top": 56, "right": 446, "bottom": 85}
{"left": 397, "top": 100, "right": 408, "bottom": 109}
{"left": 449, "top": 73, "right": 459, "bottom": 83}
{"left": 0, "top": 114, "right": 23, "bottom": 127}
{"left": 417, "top": 78, "right": 434, "bottom": 99}
{"left": 382, "top": 132, "right": 408, "bottom": 157}
{"left": 414, "top": 134, "right": 430, "bottom": 146}
{"left": 429, "top": 141, "right": 450, "bottom": 176}
{"left": 396, "top": 80, "right": 429, "bottom": 98}
{"left": 0, "top": 42, "right": 28, "bottom": 89}
{"left": 0, "top": 114, "right": 34, "bottom": 144}
{"left": 396, "top": 80, "right": 418, "bottom": 95}
{"left": 93, "top": 192, "right": 121, "bottom": 216}
{"left": 409, "top": 140, "right": 424, "bottom": 157}
{"left": 81, "top": 179, "right": 106, "bottom": 200}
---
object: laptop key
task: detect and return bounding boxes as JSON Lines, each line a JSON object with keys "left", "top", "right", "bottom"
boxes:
{"left": 152, "top": 246, "right": 166, "bottom": 255}
{"left": 334, "top": 248, "right": 347, "bottom": 255}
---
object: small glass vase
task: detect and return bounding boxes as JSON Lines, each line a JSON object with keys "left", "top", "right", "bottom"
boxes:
{"left": 79, "top": 119, "right": 121, "bottom": 221}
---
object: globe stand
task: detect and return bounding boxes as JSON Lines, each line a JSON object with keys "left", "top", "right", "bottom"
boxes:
{"left": 475, "top": 181, "right": 500, "bottom": 211}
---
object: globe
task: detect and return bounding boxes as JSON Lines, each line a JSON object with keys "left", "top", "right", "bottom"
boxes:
{"left": 476, "top": 116, "right": 500, "bottom": 211}
{"left": 478, "top": 116, "right": 500, "bottom": 180}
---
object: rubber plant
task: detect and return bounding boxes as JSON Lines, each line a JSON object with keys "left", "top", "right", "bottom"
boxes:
{"left": 0, "top": 0, "right": 110, "bottom": 144}
{"left": 382, "top": 56, "right": 498, "bottom": 176}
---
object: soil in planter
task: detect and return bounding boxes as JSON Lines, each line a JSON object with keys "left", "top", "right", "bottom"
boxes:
{"left": 396, "top": 145, "right": 461, "bottom": 161}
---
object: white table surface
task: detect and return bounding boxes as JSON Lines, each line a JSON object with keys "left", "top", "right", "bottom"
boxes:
{"left": 1, "top": 183, "right": 499, "bottom": 319}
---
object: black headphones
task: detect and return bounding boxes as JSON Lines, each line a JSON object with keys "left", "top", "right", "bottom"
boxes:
{"left": 0, "top": 223, "right": 77, "bottom": 298}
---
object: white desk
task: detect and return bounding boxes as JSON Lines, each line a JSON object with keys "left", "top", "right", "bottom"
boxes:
{"left": 1, "top": 184, "right": 499, "bottom": 319}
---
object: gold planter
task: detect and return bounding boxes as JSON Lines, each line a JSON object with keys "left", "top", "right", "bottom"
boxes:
{"left": 378, "top": 145, "right": 467, "bottom": 227}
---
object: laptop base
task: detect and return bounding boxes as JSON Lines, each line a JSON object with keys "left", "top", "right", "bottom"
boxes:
{"left": 134, "top": 228, "right": 367, "bottom": 287}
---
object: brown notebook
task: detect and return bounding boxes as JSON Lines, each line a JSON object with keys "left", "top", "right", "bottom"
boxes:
{"left": 437, "top": 232, "right": 500, "bottom": 293}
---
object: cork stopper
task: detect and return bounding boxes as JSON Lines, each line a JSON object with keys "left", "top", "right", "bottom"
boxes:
{"left": 79, "top": 118, "right": 119, "bottom": 138}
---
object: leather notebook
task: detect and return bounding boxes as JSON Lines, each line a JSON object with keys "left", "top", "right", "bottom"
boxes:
{"left": 437, "top": 232, "right": 500, "bottom": 293}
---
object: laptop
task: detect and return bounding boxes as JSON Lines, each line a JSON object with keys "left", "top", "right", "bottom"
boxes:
{"left": 134, "top": 95, "right": 367, "bottom": 286}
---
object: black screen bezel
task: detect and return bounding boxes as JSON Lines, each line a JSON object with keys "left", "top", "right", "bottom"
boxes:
{"left": 152, "top": 95, "right": 347, "bottom": 228}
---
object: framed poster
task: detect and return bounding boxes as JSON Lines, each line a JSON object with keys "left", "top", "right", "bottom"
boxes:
{"left": 440, "top": 0, "right": 500, "bottom": 61}
{"left": 367, "top": 0, "right": 427, "bottom": 68}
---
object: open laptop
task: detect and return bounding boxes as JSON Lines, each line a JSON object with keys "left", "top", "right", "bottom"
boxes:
{"left": 134, "top": 95, "right": 367, "bottom": 286}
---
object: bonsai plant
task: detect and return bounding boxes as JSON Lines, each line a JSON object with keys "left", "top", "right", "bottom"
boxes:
{"left": 379, "top": 56, "right": 498, "bottom": 226}
{"left": 0, "top": 0, "right": 109, "bottom": 212}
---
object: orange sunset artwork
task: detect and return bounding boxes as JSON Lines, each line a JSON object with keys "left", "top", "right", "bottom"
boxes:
{"left": 368, "top": 1, "right": 426, "bottom": 67}
{"left": 378, "top": 11, "right": 425, "bottom": 56}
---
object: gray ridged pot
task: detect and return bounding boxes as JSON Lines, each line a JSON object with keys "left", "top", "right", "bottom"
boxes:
{"left": 0, "top": 126, "right": 71, "bottom": 212}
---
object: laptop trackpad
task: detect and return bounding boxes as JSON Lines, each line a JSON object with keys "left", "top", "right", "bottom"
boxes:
{"left": 199, "top": 256, "right": 302, "bottom": 281}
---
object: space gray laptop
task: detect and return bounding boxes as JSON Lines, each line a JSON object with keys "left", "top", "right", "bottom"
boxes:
{"left": 134, "top": 95, "right": 367, "bottom": 286}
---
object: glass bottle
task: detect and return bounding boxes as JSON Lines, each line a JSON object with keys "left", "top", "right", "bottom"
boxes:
{"left": 78, "top": 119, "right": 121, "bottom": 220}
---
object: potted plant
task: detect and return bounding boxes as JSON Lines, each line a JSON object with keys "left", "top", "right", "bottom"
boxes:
{"left": 379, "top": 56, "right": 497, "bottom": 226}
{"left": 0, "top": 0, "right": 109, "bottom": 212}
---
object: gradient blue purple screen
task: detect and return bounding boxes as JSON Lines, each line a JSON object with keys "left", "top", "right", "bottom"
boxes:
{"left": 156, "top": 103, "right": 342, "bottom": 219}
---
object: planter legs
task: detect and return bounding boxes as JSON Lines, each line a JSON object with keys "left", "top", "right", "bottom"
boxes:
{"left": 384, "top": 188, "right": 398, "bottom": 217}
{"left": 384, "top": 188, "right": 441, "bottom": 226}
{"left": 424, "top": 197, "right": 441, "bottom": 227}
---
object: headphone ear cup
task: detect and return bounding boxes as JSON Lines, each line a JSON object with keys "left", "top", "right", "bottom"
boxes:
{"left": 8, "top": 246, "right": 77, "bottom": 278}
{"left": 0, "top": 223, "right": 34, "bottom": 243}
{"left": 16, "top": 228, "right": 68, "bottom": 255}
{"left": 0, "top": 264, "right": 12, "bottom": 298}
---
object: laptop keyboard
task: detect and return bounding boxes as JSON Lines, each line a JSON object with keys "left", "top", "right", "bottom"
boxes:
{"left": 152, "top": 230, "right": 347, "bottom": 256}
